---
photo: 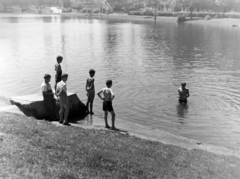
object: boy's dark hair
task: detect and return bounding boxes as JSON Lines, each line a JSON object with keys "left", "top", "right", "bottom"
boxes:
{"left": 57, "top": 56, "right": 63, "bottom": 62}
{"left": 106, "top": 80, "right": 112, "bottom": 86}
{"left": 181, "top": 82, "right": 186, "bottom": 86}
{"left": 89, "top": 69, "right": 95, "bottom": 74}
{"left": 44, "top": 74, "right": 51, "bottom": 79}
{"left": 61, "top": 73, "right": 68, "bottom": 79}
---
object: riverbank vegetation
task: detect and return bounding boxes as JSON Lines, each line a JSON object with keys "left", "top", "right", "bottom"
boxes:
{"left": 0, "top": 112, "right": 240, "bottom": 178}
{"left": 128, "top": 0, "right": 240, "bottom": 19}
{"left": 1, "top": 0, "right": 240, "bottom": 16}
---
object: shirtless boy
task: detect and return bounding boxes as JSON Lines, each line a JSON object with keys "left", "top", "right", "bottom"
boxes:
{"left": 56, "top": 73, "right": 69, "bottom": 126}
{"left": 86, "top": 69, "right": 96, "bottom": 115}
{"left": 178, "top": 83, "right": 190, "bottom": 103}
{"left": 54, "top": 56, "right": 63, "bottom": 90}
{"left": 97, "top": 80, "right": 117, "bottom": 130}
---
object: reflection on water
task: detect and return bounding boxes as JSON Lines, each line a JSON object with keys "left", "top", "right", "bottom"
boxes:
{"left": 176, "top": 103, "right": 189, "bottom": 119}
{"left": 1, "top": 14, "right": 240, "bottom": 149}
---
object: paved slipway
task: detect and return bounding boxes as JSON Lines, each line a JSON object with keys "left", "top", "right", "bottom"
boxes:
{"left": 1, "top": 103, "right": 240, "bottom": 159}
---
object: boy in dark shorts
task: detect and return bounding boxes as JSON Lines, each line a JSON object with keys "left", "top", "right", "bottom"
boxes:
{"left": 97, "top": 80, "right": 117, "bottom": 130}
{"left": 178, "top": 82, "right": 190, "bottom": 103}
{"left": 86, "top": 69, "right": 96, "bottom": 115}
{"left": 54, "top": 56, "right": 63, "bottom": 90}
{"left": 41, "top": 74, "right": 58, "bottom": 121}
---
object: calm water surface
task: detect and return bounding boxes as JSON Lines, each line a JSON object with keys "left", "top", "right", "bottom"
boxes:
{"left": 1, "top": 14, "right": 240, "bottom": 149}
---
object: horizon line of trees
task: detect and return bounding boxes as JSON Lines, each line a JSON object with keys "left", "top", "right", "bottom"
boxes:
{"left": 1, "top": 0, "right": 240, "bottom": 12}
{"left": 134, "top": 0, "right": 240, "bottom": 13}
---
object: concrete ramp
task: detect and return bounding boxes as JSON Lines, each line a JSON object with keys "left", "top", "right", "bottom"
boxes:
{"left": 0, "top": 105, "right": 25, "bottom": 116}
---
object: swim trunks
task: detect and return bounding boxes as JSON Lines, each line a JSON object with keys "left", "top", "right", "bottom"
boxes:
{"left": 179, "top": 99, "right": 187, "bottom": 103}
{"left": 103, "top": 101, "right": 113, "bottom": 112}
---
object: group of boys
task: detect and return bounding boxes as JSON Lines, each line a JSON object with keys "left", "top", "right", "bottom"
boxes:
{"left": 41, "top": 56, "right": 117, "bottom": 130}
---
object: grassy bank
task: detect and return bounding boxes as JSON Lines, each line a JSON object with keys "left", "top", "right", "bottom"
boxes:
{"left": 0, "top": 112, "right": 240, "bottom": 179}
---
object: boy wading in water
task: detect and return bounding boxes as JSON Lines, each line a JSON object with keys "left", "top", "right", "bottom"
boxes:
{"left": 56, "top": 73, "right": 70, "bottom": 126}
{"left": 86, "top": 69, "right": 96, "bottom": 115}
{"left": 54, "top": 56, "right": 63, "bottom": 91}
{"left": 97, "top": 80, "right": 117, "bottom": 130}
{"left": 178, "top": 83, "right": 190, "bottom": 103}
{"left": 41, "top": 74, "right": 58, "bottom": 121}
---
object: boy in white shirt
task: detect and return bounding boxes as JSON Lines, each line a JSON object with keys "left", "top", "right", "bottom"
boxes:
{"left": 97, "top": 80, "right": 117, "bottom": 130}
{"left": 56, "top": 73, "right": 69, "bottom": 126}
{"left": 41, "top": 74, "right": 58, "bottom": 121}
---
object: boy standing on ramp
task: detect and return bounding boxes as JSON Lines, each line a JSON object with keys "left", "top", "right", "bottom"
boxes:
{"left": 86, "top": 69, "right": 96, "bottom": 115}
{"left": 56, "top": 73, "right": 70, "bottom": 126}
{"left": 97, "top": 80, "right": 117, "bottom": 130}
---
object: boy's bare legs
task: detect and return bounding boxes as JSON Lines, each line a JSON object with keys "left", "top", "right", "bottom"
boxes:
{"left": 59, "top": 103, "right": 64, "bottom": 123}
{"left": 104, "top": 111, "right": 110, "bottom": 128}
{"left": 86, "top": 99, "right": 90, "bottom": 113}
{"left": 89, "top": 94, "right": 95, "bottom": 115}
{"left": 110, "top": 111, "right": 116, "bottom": 130}
{"left": 63, "top": 104, "right": 69, "bottom": 125}
{"left": 87, "top": 93, "right": 95, "bottom": 115}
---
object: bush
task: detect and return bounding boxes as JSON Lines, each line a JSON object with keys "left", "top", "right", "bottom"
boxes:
{"left": 225, "top": 12, "right": 240, "bottom": 19}
{"left": 141, "top": 8, "right": 154, "bottom": 16}
{"left": 81, "top": 8, "right": 92, "bottom": 13}
{"left": 205, "top": 15, "right": 211, "bottom": 20}
{"left": 92, "top": 8, "right": 100, "bottom": 14}
{"left": 128, "top": 9, "right": 154, "bottom": 16}
{"left": 62, "top": 8, "right": 71, "bottom": 13}
{"left": 71, "top": 2, "right": 83, "bottom": 11}
{"left": 177, "top": 15, "right": 186, "bottom": 22}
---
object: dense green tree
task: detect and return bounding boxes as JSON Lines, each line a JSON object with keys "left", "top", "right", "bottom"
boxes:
{"left": 62, "top": 0, "right": 71, "bottom": 7}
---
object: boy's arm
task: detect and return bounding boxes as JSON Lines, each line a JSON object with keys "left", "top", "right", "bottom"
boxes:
{"left": 85, "top": 79, "right": 88, "bottom": 91}
{"left": 86, "top": 78, "right": 94, "bottom": 91}
{"left": 56, "top": 84, "right": 66, "bottom": 96}
{"left": 111, "top": 95, "right": 115, "bottom": 101}
{"left": 97, "top": 89, "right": 104, "bottom": 101}
{"left": 56, "top": 88, "right": 62, "bottom": 96}
{"left": 111, "top": 90, "right": 115, "bottom": 101}
{"left": 55, "top": 64, "right": 61, "bottom": 72}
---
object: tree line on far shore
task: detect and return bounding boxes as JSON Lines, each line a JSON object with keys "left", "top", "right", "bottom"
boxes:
{"left": 1, "top": 0, "right": 240, "bottom": 13}
{"left": 133, "top": 0, "right": 240, "bottom": 13}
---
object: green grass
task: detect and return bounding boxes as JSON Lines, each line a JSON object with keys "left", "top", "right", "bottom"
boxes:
{"left": 0, "top": 112, "right": 240, "bottom": 179}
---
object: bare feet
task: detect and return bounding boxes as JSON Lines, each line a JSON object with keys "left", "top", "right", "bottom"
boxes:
{"left": 63, "top": 122, "right": 71, "bottom": 126}
{"left": 105, "top": 125, "right": 111, "bottom": 129}
{"left": 111, "top": 127, "right": 119, "bottom": 131}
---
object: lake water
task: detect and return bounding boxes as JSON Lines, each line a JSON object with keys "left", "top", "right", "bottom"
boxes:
{"left": 1, "top": 14, "right": 240, "bottom": 150}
